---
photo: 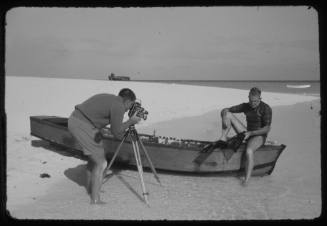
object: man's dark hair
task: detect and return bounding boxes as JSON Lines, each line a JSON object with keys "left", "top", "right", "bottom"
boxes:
{"left": 118, "top": 88, "right": 136, "bottom": 101}
{"left": 249, "top": 87, "right": 261, "bottom": 97}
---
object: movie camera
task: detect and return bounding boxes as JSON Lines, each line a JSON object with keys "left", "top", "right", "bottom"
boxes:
{"left": 128, "top": 101, "right": 148, "bottom": 120}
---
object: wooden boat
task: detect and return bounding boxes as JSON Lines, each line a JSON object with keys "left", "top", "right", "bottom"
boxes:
{"left": 30, "top": 116, "right": 285, "bottom": 176}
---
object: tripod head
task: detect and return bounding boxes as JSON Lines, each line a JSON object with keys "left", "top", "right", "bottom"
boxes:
{"left": 129, "top": 125, "right": 136, "bottom": 131}
{"left": 123, "top": 125, "right": 138, "bottom": 138}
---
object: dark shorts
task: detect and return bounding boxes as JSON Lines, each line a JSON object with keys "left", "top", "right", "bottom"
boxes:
{"left": 68, "top": 110, "right": 105, "bottom": 158}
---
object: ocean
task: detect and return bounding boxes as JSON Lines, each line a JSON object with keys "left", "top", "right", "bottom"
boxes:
{"left": 134, "top": 80, "right": 320, "bottom": 96}
{"left": 8, "top": 75, "right": 320, "bottom": 96}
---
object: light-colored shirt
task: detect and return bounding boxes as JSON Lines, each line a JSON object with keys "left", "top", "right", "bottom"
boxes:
{"left": 75, "top": 93, "right": 126, "bottom": 139}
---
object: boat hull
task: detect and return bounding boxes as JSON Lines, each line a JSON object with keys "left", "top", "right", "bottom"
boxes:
{"left": 30, "top": 116, "right": 285, "bottom": 175}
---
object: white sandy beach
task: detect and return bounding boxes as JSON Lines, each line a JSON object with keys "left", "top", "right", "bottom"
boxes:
{"left": 6, "top": 76, "right": 321, "bottom": 220}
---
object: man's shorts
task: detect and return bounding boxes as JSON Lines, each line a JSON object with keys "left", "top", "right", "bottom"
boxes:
{"left": 68, "top": 110, "right": 105, "bottom": 159}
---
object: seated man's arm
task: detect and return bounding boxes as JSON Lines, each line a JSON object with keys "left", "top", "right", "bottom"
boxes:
{"left": 221, "top": 103, "right": 245, "bottom": 116}
{"left": 247, "top": 125, "right": 271, "bottom": 137}
{"left": 220, "top": 108, "right": 230, "bottom": 117}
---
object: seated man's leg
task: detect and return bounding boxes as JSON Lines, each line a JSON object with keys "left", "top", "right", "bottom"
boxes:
{"left": 242, "top": 135, "right": 265, "bottom": 186}
{"left": 219, "top": 111, "right": 246, "bottom": 141}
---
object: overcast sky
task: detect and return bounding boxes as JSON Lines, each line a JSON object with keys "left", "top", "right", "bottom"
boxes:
{"left": 5, "top": 6, "right": 319, "bottom": 80}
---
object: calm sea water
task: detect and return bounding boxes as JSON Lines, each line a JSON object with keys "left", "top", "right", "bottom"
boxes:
{"left": 134, "top": 80, "right": 320, "bottom": 96}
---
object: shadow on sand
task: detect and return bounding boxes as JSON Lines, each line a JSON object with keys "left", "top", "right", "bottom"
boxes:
{"left": 31, "top": 139, "right": 147, "bottom": 201}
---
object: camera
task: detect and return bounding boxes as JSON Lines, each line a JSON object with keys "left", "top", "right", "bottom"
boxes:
{"left": 128, "top": 101, "right": 148, "bottom": 120}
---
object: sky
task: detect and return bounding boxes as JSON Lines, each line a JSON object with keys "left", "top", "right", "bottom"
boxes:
{"left": 5, "top": 6, "right": 319, "bottom": 80}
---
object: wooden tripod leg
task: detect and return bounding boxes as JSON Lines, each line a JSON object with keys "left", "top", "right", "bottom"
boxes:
{"left": 106, "top": 134, "right": 127, "bottom": 171}
{"left": 138, "top": 138, "right": 161, "bottom": 185}
{"left": 102, "top": 136, "right": 127, "bottom": 185}
{"left": 131, "top": 138, "right": 149, "bottom": 206}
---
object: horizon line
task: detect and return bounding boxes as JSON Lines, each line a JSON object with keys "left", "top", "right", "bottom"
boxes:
{"left": 132, "top": 79, "right": 320, "bottom": 82}
{"left": 5, "top": 75, "right": 320, "bottom": 82}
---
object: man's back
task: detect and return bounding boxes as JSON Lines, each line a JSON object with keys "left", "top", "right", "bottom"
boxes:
{"left": 75, "top": 93, "right": 125, "bottom": 129}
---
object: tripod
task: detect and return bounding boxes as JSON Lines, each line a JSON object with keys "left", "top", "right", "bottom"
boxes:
{"left": 103, "top": 125, "right": 161, "bottom": 205}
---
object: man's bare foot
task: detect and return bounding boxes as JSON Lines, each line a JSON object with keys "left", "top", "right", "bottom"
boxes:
{"left": 240, "top": 178, "right": 249, "bottom": 187}
{"left": 90, "top": 199, "right": 107, "bottom": 205}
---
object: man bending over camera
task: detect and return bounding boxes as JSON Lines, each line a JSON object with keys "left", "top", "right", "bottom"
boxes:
{"left": 68, "top": 88, "right": 141, "bottom": 205}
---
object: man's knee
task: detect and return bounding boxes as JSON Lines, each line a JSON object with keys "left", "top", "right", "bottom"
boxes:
{"left": 246, "top": 148, "right": 254, "bottom": 156}
{"left": 90, "top": 155, "right": 107, "bottom": 169}
{"left": 221, "top": 109, "right": 233, "bottom": 119}
{"left": 94, "top": 161, "right": 107, "bottom": 174}
{"left": 221, "top": 108, "right": 229, "bottom": 117}
{"left": 100, "top": 161, "right": 107, "bottom": 172}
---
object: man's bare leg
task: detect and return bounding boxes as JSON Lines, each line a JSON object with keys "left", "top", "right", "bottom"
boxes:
{"left": 219, "top": 111, "right": 246, "bottom": 141}
{"left": 89, "top": 154, "right": 107, "bottom": 205}
{"left": 86, "top": 160, "right": 93, "bottom": 194}
{"left": 242, "top": 135, "right": 265, "bottom": 186}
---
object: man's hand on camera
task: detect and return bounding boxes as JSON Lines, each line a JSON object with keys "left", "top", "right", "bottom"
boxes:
{"left": 130, "top": 112, "right": 142, "bottom": 125}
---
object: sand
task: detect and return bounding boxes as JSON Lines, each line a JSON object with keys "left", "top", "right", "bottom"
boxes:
{"left": 5, "top": 76, "right": 321, "bottom": 220}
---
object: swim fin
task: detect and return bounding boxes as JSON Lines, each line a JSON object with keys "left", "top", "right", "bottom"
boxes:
{"left": 227, "top": 132, "right": 245, "bottom": 151}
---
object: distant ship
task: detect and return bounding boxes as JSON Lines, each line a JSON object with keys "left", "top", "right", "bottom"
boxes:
{"left": 286, "top": 84, "right": 311, "bottom": 89}
{"left": 108, "top": 73, "right": 130, "bottom": 81}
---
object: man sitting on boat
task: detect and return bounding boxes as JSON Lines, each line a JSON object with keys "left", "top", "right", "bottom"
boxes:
{"left": 216, "top": 87, "right": 272, "bottom": 186}
{"left": 68, "top": 88, "right": 141, "bottom": 205}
